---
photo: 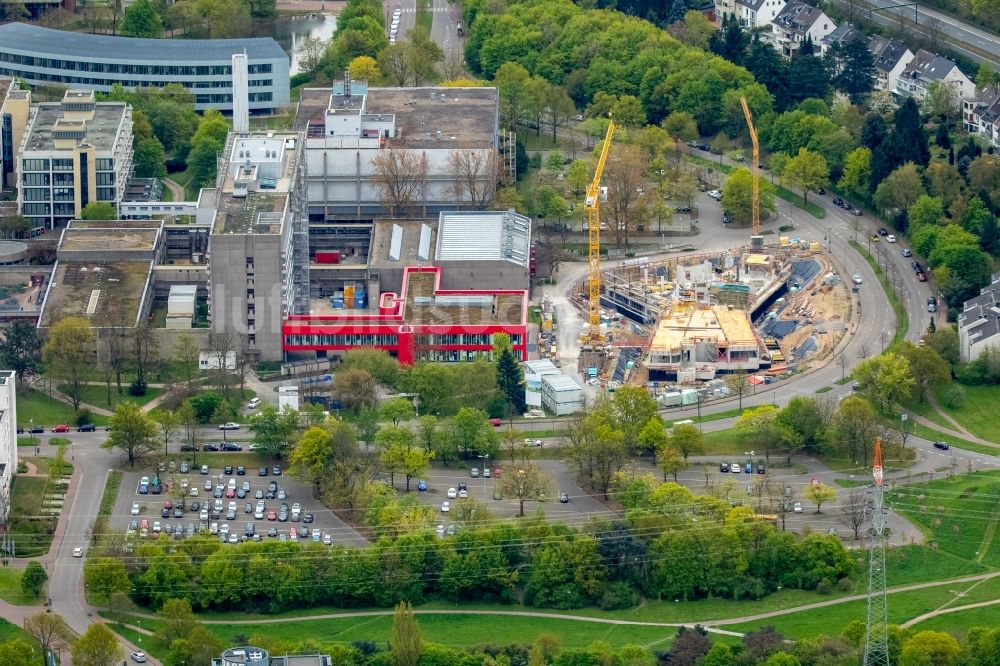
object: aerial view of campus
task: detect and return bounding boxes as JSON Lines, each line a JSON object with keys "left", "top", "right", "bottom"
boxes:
{"left": 1, "top": 0, "right": 1000, "bottom": 664}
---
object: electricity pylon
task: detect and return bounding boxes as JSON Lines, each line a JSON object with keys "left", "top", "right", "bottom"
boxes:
{"left": 863, "top": 437, "right": 890, "bottom": 666}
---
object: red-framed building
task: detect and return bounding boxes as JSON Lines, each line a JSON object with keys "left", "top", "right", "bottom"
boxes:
{"left": 283, "top": 266, "right": 528, "bottom": 364}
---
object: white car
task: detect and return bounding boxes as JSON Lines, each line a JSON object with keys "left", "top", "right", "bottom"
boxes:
{"left": 323, "top": 533, "right": 333, "bottom": 545}
{"left": 130, "top": 503, "right": 140, "bottom": 516}
{"left": 441, "top": 501, "right": 450, "bottom": 512}
{"left": 200, "top": 509, "right": 209, "bottom": 521}
{"left": 254, "top": 510, "right": 265, "bottom": 520}
{"left": 219, "top": 422, "right": 241, "bottom": 430}
{"left": 247, "top": 397, "right": 261, "bottom": 409}
{"left": 130, "top": 652, "right": 147, "bottom": 663}
{"left": 190, "top": 487, "right": 199, "bottom": 497}
{"left": 793, "top": 501, "right": 803, "bottom": 513}
{"left": 886, "top": 234, "right": 896, "bottom": 243}
{"left": 483, "top": 468, "right": 492, "bottom": 478}
{"left": 458, "top": 489, "right": 468, "bottom": 499}
{"left": 446, "top": 487, "right": 457, "bottom": 499}
{"left": 72, "top": 547, "right": 84, "bottom": 558}
{"left": 210, "top": 522, "right": 219, "bottom": 534}
{"left": 524, "top": 438, "right": 543, "bottom": 447}
{"left": 707, "top": 189, "right": 722, "bottom": 200}
{"left": 852, "top": 274, "right": 863, "bottom": 285}
{"left": 220, "top": 524, "right": 230, "bottom": 536}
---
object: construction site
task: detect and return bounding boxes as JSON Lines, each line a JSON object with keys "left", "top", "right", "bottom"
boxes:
{"left": 565, "top": 237, "right": 852, "bottom": 394}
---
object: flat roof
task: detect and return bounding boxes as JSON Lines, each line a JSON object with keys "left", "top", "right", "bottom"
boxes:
{"left": 58, "top": 226, "right": 159, "bottom": 254}
{"left": 651, "top": 306, "right": 758, "bottom": 353}
{"left": 0, "top": 22, "right": 287, "bottom": 62}
{"left": 404, "top": 269, "right": 523, "bottom": 326}
{"left": 436, "top": 210, "right": 530, "bottom": 265}
{"left": 542, "top": 374, "right": 582, "bottom": 391}
{"left": 296, "top": 86, "right": 498, "bottom": 149}
{"left": 41, "top": 260, "right": 150, "bottom": 327}
{"left": 370, "top": 220, "right": 435, "bottom": 265}
{"left": 24, "top": 102, "right": 127, "bottom": 152}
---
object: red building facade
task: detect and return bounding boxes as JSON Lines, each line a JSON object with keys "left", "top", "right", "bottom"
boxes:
{"left": 283, "top": 266, "right": 528, "bottom": 364}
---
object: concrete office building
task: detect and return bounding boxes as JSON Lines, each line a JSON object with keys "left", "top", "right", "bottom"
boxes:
{"left": 1, "top": 79, "right": 32, "bottom": 193}
{"left": 295, "top": 79, "right": 504, "bottom": 220}
{"left": 206, "top": 131, "right": 305, "bottom": 361}
{"left": 17, "top": 90, "right": 134, "bottom": 229}
{"left": 0, "top": 371, "right": 15, "bottom": 522}
{"left": 0, "top": 23, "right": 289, "bottom": 113}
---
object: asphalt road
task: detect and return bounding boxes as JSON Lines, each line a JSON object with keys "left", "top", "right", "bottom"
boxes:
{"left": 828, "top": 0, "right": 1000, "bottom": 68}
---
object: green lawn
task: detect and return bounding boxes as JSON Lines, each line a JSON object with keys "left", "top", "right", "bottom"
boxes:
{"left": 60, "top": 383, "right": 166, "bottom": 410}
{"left": 890, "top": 471, "right": 1000, "bottom": 567}
{"left": 0, "top": 565, "right": 43, "bottom": 606}
{"left": 910, "top": 604, "right": 1000, "bottom": 633}
{"left": 909, "top": 422, "right": 999, "bottom": 456}
{"left": 850, "top": 241, "right": 909, "bottom": 350}
{"left": 927, "top": 384, "right": 1000, "bottom": 443}
{"left": 0, "top": 618, "right": 40, "bottom": 650}
{"left": 7, "top": 476, "right": 56, "bottom": 558}
{"left": 16, "top": 387, "right": 108, "bottom": 428}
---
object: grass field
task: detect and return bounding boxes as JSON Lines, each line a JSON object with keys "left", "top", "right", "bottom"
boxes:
{"left": 909, "top": 422, "right": 998, "bottom": 456}
{"left": 16, "top": 387, "right": 108, "bottom": 428}
{"left": 927, "top": 384, "right": 1000, "bottom": 443}
{"left": 61, "top": 383, "right": 166, "bottom": 410}
{"left": 0, "top": 565, "right": 43, "bottom": 606}
{"left": 7, "top": 476, "right": 56, "bottom": 558}
{"left": 0, "top": 618, "right": 39, "bottom": 648}
{"left": 850, "top": 241, "right": 908, "bottom": 350}
{"left": 910, "top": 603, "right": 1000, "bottom": 632}
{"left": 891, "top": 471, "right": 1000, "bottom": 567}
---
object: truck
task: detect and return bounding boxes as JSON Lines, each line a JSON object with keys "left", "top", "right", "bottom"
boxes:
{"left": 457, "top": 22, "right": 463, "bottom": 36}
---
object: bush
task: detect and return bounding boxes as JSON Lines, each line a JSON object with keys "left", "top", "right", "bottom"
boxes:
{"left": 75, "top": 408, "right": 93, "bottom": 427}
{"left": 597, "top": 581, "right": 640, "bottom": 610}
{"left": 290, "top": 71, "right": 313, "bottom": 87}
{"left": 815, "top": 579, "right": 833, "bottom": 595}
{"left": 129, "top": 380, "right": 148, "bottom": 396}
{"left": 189, "top": 391, "right": 224, "bottom": 423}
{"left": 836, "top": 577, "right": 854, "bottom": 592}
{"left": 529, "top": 153, "right": 542, "bottom": 169}
{"left": 942, "top": 384, "right": 966, "bottom": 409}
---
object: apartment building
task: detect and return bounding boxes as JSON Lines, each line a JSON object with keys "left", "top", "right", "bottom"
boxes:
{"left": 764, "top": 0, "right": 836, "bottom": 58}
{"left": 869, "top": 36, "right": 914, "bottom": 93}
{"left": 896, "top": 48, "right": 975, "bottom": 104}
{"left": 17, "top": 90, "right": 133, "bottom": 230}
{"left": 964, "top": 85, "right": 1000, "bottom": 148}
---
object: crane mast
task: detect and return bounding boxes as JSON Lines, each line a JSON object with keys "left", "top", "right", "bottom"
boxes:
{"left": 740, "top": 97, "right": 761, "bottom": 237}
{"left": 585, "top": 119, "right": 616, "bottom": 344}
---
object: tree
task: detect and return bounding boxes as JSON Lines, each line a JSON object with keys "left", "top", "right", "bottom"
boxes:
{"left": 380, "top": 397, "right": 414, "bottom": 426}
{"left": 173, "top": 333, "right": 200, "bottom": 392}
{"left": 81, "top": 202, "right": 117, "bottom": 220}
{"left": 853, "top": 353, "right": 915, "bottom": 413}
{"left": 804, "top": 482, "right": 836, "bottom": 513}
{"left": 392, "top": 601, "right": 422, "bottom": 666}
{"left": 830, "top": 37, "right": 875, "bottom": 103}
{"left": 494, "top": 333, "right": 526, "bottom": 415}
{"left": 23, "top": 612, "right": 72, "bottom": 659}
{"left": 341, "top": 348, "right": 400, "bottom": 386}
{"left": 564, "top": 413, "right": 628, "bottom": 499}
{"left": 150, "top": 408, "right": 180, "bottom": 457}
{"left": 898, "top": 342, "right": 949, "bottom": 402}
{"left": 838, "top": 147, "right": 872, "bottom": 202}
{"left": 499, "top": 463, "right": 552, "bottom": 516}
{"left": 833, "top": 395, "right": 881, "bottom": 465}
{"left": 838, "top": 488, "right": 869, "bottom": 540}
{"left": 899, "top": 631, "right": 961, "bottom": 666}
{"left": 449, "top": 149, "right": 500, "bottom": 209}
{"left": 289, "top": 425, "right": 334, "bottom": 494}
{"left": 0, "top": 320, "right": 41, "bottom": 383}
{"left": 604, "top": 144, "right": 649, "bottom": 250}
{"left": 922, "top": 81, "right": 959, "bottom": 121}
{"left": 668, "top": 423, "right": 704, "bottom": 461}
{"left": 781, "top": 148, "right": 829, "bottom": 205}
{"left": 724, "top": 373, "right": 751, "bottom": 411}
{"left": 134, "top": 137, "right": 167, "bottom": 179}
{"left": 874, "top": 163, "right": 926, "bottom": 215}
{"left": 722, "top": 167, "right": 776, "bottom": 225}
{"left": 187, "top": 109, "right": 230, "bottom": 187}
{"left": 71, "top": 624, "right": 122, "bottom": 666}
{"left": 976, "top": 62, "right": 999, "bottom": 88}
{"left": 348, "top": 54, "right": 381, "bottom": 81}
{"left": 735, "top": 404, "right": 782, "bottom": 461}
{"left": 102, "top": 401, "right": 158, "bottom": 468}
{"left": 154, "top": 597, "right": 200, "bottom": 645}
{"left": 657, "top": 443, "right": 687, "bottom": 482}
{"left": 163, "top": 625, "right": 224, "bottom": 666}
{"left": 20, "top": 560, "right": 47, "bottom": 598}
{"left": 371, "top": 148, "right": 427, "bottom": 216}
{"left": 42, "top": 316, "right": 94, "bottom": 411}
{"left": 332, "top": 367, "right": 377, "bottom": 412}
{"left": 0, "top": 212, "right": 30, "bottom": 239}
{"left": 249, "top": 405, "right": 299, "bottom": 459}
{"left": 120, "top": 0, "right": 164, "bottom": 37}
{"left": 84, "top": 557, "right": 131, "bottom": 607}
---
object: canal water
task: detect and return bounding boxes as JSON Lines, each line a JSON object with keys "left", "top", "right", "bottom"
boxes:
{"left": 263, "top": 13, "right": 338, "bottom": 74}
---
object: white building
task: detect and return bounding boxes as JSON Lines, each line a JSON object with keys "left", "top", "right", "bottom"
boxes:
{"left": 869, "top": 36, "right": 914, "bottom": 94}
{"left": 541, "top": 374, "right": 583, "bottom": 416}
{"left": 896, "top": 49, "right": 975, "bottom": 105}
{"left": 524, "top": 359, "right": 561, "bottom": 408}
{"left": 963, "top": 85, "right": 1000, "bottom": 148}
{"left": 278, "top": 385, "right": 300, "bottom": 412}
{"left": 0, "top": 371, "right": 16, "bottom": 521}
{"left": 958, "top": 274, "right": 1000, "bottom": 362}
{"left": 764, "top": 0, "right": 836, "bottom": 58}
{"left": 725, "top": 0, "right": 787, "bottom": 29}
{"left": 17, "top": 89, "right": 133, "bottom": 230}
{"left": 296, "top": 78, "right": 503, "bottom": 220}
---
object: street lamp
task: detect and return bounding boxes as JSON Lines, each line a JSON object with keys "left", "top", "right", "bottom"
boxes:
{"left": 31, "top": 418, "right": 37, "bottom": 455}
{"left": 478, "top": 454, "right": 489, "bottom": 496}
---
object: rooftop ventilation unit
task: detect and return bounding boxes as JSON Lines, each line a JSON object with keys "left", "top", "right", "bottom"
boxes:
{"left": 388, "top": 224, "right": 403, "bottom": 261}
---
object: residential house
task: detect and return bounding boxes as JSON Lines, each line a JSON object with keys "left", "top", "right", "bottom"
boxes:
{"left": 896, "top": 48, "right": 975, "bottom": 104}
{"left": 764, "top": 0, "right": 836, "bottom": 58}
{"left": 963, "top": 85, "right": 1000, "bottom": 148}
{"left": 958, "top": 273, "right": 1000, "bottom": 362}
{"left": 719, "top": 0, "right": 786, "bottom": 29}
{"left": 869, "top": 36, "right": 914, "bottom": 94}
{"left": 820, "top": 23, "right": 864, "bottom": 56}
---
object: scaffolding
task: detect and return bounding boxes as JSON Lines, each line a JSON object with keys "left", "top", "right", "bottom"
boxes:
{"left": 499, "top": 129, "right": 517, "bottom": 185}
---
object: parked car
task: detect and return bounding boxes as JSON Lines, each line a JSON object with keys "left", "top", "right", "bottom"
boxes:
{"left": 793, "top": 502, "right": 803, "bottom": 513}
{"left": 248, "top": 397, "right": 261, "bottom": 409}
{"left": 130, "top": 502, "right": 140, "bottom": 516}
{"left": 917, "top": 271, "right": 927, "bottom": 281}
{"left": 51, "top": 424, "right": 69, "bottom": 433}
{"left": 832, "top": 197, "right": 844, "bottom": 206}
{"left": 272, "top": 466, "right": 282, "bottom": 476}
{"left": 901, "top": 248, "right": 912, "bottom": 257}
{"left": 219, "top": 422, "right": 241, "bottom": 430}
{"left": 202, "top": 444, "right": 219, "bottom": 452}
{"left": 524, "top": 438, "right": 543, "bottom": 447}
{"left": 224, "top": 465, "right": 233, "bottom": 475}
{"left": 870, "top": 234, "right": 880, "bottom": 242}
{"left": 221, "top": 443, "right": 242, "bottom": 451}
{"left": 886, "top": 234, "right": 896, "bottom": 243}
{"left": 416, "top": 480, "right": 427, "bottom": 491}
{"left": 878, "top": 227, "right": 889, "bottom": 236}
{"left": 470, "top": 468, "right": 480, "bottom": 478}
{"left": 77, "top": 423, "right": 96, "bottom": 432}
{"left": 730, "top": 463, "right": 741, "bottom": 473}
{"left": 28, "top": 425, "right": 44, "bottom": 434}
{"left": 489, "top": 418, "right": 502, "bottom": 427}
{"left": 852, "top": 274, "right": 863, "bottom": 285}
{"left": 483, "top": 468, "right": 492, "bottom": 478}
{"left": 447, "top": 487, "right": 458, "bottom": 499}
{"left": 719, "top": 462, "right": 729, "bottom": 472}
{"left": 441, "top": 501, "right": 450, "bottom": 512}
{"left": 928, "top": 297, "right": 937, "bottom": 313}
{"left": 707, "top": 189, "right": 722, "bottom": 200}
{"left": 757, "top": 464, "right": 766, "bottom": 474}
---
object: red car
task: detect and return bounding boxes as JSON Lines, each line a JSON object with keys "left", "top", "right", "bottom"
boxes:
{"left": 267, "top": 509, "right": 277, "bottom": 521}
{"left": 51, "top": 424, "right": 70, "bottom": 433}
{"left": 225, "top": 488, "right": 236, "bottom": 498}
{"left": 489, "top": 418, "right": 502, "bottom": 427}
{"left": 917, "top": 272, "right": 927, "bottom": 282}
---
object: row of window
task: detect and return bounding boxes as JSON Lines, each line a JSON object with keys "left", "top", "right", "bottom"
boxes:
{"left": 0, "top": 53, "right": 273, "bottom": 76}
{"left": 23, "top": 187, "right": 72, "bottom": 202}
{"left": 416, "top": 350, "right": 491, "bottom": 362}
{"left": 22, "top": 202, "right": 75, "bottom": 216}
{"left": 22, "top": 158, "right": 115, "bottom": 172}
{"left": 0, "top": 67, "right": 274, "bottom": 96}
{"left": 285, "top": 334, "right": 399, "bottom": 347}
{"left": 193, "top": 92, "right": 273, "bottom": 104}
{"left": 414, "top": 334, "right": 523, "bottom": 346}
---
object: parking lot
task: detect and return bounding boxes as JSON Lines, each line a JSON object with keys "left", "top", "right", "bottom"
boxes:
{"left": 112, "top": 455, "right": 367, "bottom": 547}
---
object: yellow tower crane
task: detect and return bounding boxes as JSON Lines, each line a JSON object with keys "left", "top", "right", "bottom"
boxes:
{"left": 740, "top": 96, "right": 762, "bottom": 238}
{"left": 585, "top": 118, "right": 617, "bottom": 344}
